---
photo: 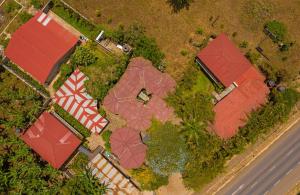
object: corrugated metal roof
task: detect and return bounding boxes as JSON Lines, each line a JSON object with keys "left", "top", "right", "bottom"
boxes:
{"left": 197, "top": 33, "right": 252, "bottom": 87}
{"left": 5, "top": 12, "right": 78, "bottom": 84}
{"left": 54, "top": 69, "right": 108, "bottom": 134}
{"left": 21, "top": 112, "right": 81, "bottom": 169}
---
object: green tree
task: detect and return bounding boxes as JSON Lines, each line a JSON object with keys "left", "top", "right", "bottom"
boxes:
{"left": 60, "top": 170, "right": 108, "bottom": 194}
{"left": 71, "top": 45, "right": 97, "bottom": 66}
{"left": 265, "top": 20, "right": 287, "bottom": 42}
{"left": 146, "top": 121, "right": 187, "bottom": 176}
{"left": 167, "top": 0, "right": 193, "bottom": 12}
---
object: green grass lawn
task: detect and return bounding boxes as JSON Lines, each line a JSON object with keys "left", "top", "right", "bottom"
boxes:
{"left": 192, "top": 71, "right": 214, "bottom": 94}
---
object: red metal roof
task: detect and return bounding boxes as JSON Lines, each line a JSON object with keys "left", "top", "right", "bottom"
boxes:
{"left": 21, "top": 112, "right": 81, "bottom": 169}
{"left": 213, "top": 67, "right": 269, "bottom": 139}
{"left": 54, "top": 69, "right": 108, "bottom": 134}
{"left": 110, "top": 127, "right": 147, "bottom": 169}
{"left": 5, "top": 12, "right": 78, "bottom": 84}
{"left": 197, "top": 33, "right": 252, "bottom": 87}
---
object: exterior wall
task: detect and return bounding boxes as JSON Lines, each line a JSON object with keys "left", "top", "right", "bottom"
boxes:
{"left": 195, "top": 57, "right": 223, "bottom": 86}
{"left": 45, "top": 42, "right": 79, "bottom": 85}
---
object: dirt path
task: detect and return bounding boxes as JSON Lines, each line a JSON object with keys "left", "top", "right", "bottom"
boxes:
{"left": 156, "top": 173, "right": 193, "bottom": 195}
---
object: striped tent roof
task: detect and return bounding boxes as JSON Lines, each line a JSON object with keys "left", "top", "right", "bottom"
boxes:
{"left": 89, "top": 153, "right": 139, "bottom": 195}
{"left": 54, "top": 69, "right": 108, "bottom": 134}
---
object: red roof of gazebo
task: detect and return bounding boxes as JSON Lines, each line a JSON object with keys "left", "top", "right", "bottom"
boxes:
{"left": 110, "top": 127, "right": 147, "bottom": 169}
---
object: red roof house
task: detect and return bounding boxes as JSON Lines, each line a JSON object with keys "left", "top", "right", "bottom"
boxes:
{"left": 5, "top": 12, "right": 78, "bottom": 84}
{"left": 197, "top": 33, "right": 253, "bottom": 87}
{"left": 197, "top": 34, "right": 269, "bottom": 139}
{"left": 21, "top": 112, "right": 81, "bottom": 169}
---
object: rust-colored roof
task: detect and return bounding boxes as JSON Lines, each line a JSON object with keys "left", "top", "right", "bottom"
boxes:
{"left": 110, "top": 127, "right": 147, "bottom": 169}
{"left": 213, "top": 67, "right": 269, "bottom": 139}
{"left": 103, "top": 57, "right": 176, "bottom": 131}
{"left": 5, "top": 12, "right": 78, "bottom": 84}
{"left": 197, "top": 33, "right": 252, "bottom": 87}
{"left": 21, "top": 112, "right": 81, "bottom": 168}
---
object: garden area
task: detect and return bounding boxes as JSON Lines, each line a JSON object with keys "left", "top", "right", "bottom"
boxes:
{"left": 0, "top": 0, "right": 21, "bottom": 32}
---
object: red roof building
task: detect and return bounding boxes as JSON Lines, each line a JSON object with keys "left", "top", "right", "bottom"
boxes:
{"left": 21, "top": 112, "right": 81, "bottom": 169}
{"left": 5, "top": 12, "right": 78, "bottom": 84}
{"left": 196, "top": 34, "right": 269, "bottom": 139}
{"left": 197, "top": 33, "right": 252, "bottom": 87}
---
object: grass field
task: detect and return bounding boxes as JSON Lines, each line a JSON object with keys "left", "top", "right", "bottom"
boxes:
{"left": 0, "top": 0, "right": 22, "bottom": 32}
{"left": 63, "top": 0, "right": 300, "bottom": 82}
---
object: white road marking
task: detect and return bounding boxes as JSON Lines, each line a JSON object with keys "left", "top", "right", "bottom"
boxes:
{"left": 286, "top": 168, "right": 294, "bottom": 176}
{"left": 250, "top": 181, "right": 258, "bottom": 189}
{"left": 268, "top": 165, "right": 276, "bottom": 172}
{"left": 273, "top": 179, "right": 281, "bottom": 187}
{"left": 232, "top": 184, "right": 244, "bottom": 195}
{"left": 285, "top": 148, "right": 294, "bottom": 156}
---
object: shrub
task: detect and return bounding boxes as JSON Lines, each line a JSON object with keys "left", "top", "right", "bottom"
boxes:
{"left": 71, "top": 46, "right": 97, "bottom": 66}
{"left": 19, "top": 12, "right": 33, "bottom": 23}
{"left": 3, "top": 1, "right": 20, "bottom": 13}
{"left": 245, "top": 50, "right": 260, "bottom": 64}
{"left": 239, "top": 41, "right": 249, "bottom": 48}
{"left": 265, "top": 20, "right": 287, "bottom": 42}
{"left": 30, "top": 0, "right": 43, "bottom": 9}
{"left": 196, "top": 27, "right": 204, "bottom": 35}
{"left": 101, "top": 130, "right": 112, "bottom": 152}
{"left": 130, "top": 166, "right": 169, "bottom": 190}
{"left": 180, "top": 50, "right": 188, "bottom": 56}
{"left": 53, "top": 63, "right": 74, "bottom": 90}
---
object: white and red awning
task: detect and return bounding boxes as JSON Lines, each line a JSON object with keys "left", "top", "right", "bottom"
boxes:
{"left": 54, "top": 69, "right": 108, "bottom": 134}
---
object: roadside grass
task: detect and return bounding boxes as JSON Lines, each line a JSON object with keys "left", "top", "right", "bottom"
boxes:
{"left": 63, "top": 0, "right": 300, "bottom": 83}
{"left": 0, "top": 0, "right": 22, "bottom": 32}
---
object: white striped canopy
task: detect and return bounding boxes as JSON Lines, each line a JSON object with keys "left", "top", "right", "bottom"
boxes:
{"left": 54, "top": 69, "right": 108, "bottom": 134}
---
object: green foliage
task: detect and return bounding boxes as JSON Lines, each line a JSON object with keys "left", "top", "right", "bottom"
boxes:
{"left": 71, "top": 46, "right": 97, "bottom": 66}
{"left": 166, "top": 0, "right": 193, "bottom": 13}
{"left": 18, "top": 12, "right": 33, "bottom": 24}
{"left": 54, "top": 104, "right": 90, "bottom": 138}
{"left": 265, "top": 20, "right": 287, "bottom": 42}
{"left": 0, "top": 36, "right": 10, "bottom": 48}
{"left": 3, "top": 1, "right": 21, "bottom": 14}
{"left": 196, "top": 27, "right": 204, "bottom": 35}
{"left": 4, "top": 62, "right": 49, "bottom": 96}
{"left": 101, "top": 130, "right": 112, "bottom": 152}
{"left": 53, "top": 63, "right": 74, "bottom": 90}
{"left": 30, "top": 0, "right": 43, "bottom": 9}
{"left": 111, "top": 24, "right": 164, "bottom": 68}
{"left": 52, "top": 0, "right": 108, "bottom": 39}
{"left": 69, "top": 153, "right": 89, "bottom": 175}
{"left": 239, "top": 41, "right": 249, "bottom": 48}
{"left": 0, "top": 69, "right": 43, "bottom": 129}
{"left": 60, "top": 170, "right": 108, "bottom": 194}
{"left": 180, "top": 50, "right": 188, "bottom": 56}
{"left": 130, "top": 166, "right": 169, "bottom": 191}
{"left": 146, "top": 121, "right": 187, "bottom": 176}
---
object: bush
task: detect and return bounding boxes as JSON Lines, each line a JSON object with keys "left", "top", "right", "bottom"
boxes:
{"left": 3, "top": 1, "right": 20, "bottom": 13}
{"left": 245, "top": 50, "right": 260, "bottom": 64}
{"left": 239, "top": 41, "right": 249, "bottom": 48}
{"left": 196, "top": 27, "right": 204, "bottom": 35}
{"left": 130, "top": 166, "right": 169, "bottom": 190}
{"left": 265, "top": 20, "right": 287, "bottom": 42}
{"left": 101, "top": 130, "right": 112, "bottom": 152}
{"left": 19, "top": 12, "right": 33, "bottom": 23}
{"left": 54, "top": 104, "right": 90, "bottom": 138}
{"left": 111, "top": 24, "right": 164, "bottom": 68}
{"left": 180, "top": 50, "right": 188, "bottom": 56}
{"left": 4, "top": 62, "right": 49, "bottom": 96}
{"left": 53, "top": 63, "right": 74, "bottom": 90}
{"left": 30, "top": 0, "right": 43, "bottom": 9}
{"left": 71, "top": 46, "right": 97, "bottom": 66}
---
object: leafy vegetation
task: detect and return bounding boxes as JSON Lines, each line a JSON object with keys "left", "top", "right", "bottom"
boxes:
{"left": 265, "top": 20, "right": 287, "bottom": 42}
{"left": 146, "top": 121, "right": 187, "bottom": 177}
{"left": 71, "top": 46, "right": 97, "bottom": 66}
{"left": 60, "top": 170, "right": 108, "bottom": 195}
{"left": 53, "top": 62, "right": 75, "bottom": 90}
{"left": 101, "top": 130, "right": 112, "bottom": 152}
{"left": 111, "top": 24, "right": 165, "bottom": 68}
{"left": 4, "top": 62, "right": 49, "bottom": 96}
{"left": 54, "top": 104, "right": 90, "bottom": 138}
{"left": 68, "top": 153, "right": 89, "bottom": 174}
{"left": 130, "top": 165, "right": 169, "bottom": 191}
{"left": 52, "top": 0, "right": 108, "bottom": 39}
{"left": 3, "top": 0, "right": 20, "bottom": 14}
{"left": 166, "top": 0, "right": 193, "bottom": 13}
{"left": 30, "top": 0, "right": 44, "bottom": 9}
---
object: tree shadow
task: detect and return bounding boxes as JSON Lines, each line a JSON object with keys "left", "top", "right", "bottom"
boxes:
{"left": 166, "top": 0, "right": 193, "bottom": 13}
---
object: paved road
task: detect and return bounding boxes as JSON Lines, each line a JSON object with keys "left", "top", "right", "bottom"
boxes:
{"left": 217, "top": 120, "right": 300, "bottom": 195}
